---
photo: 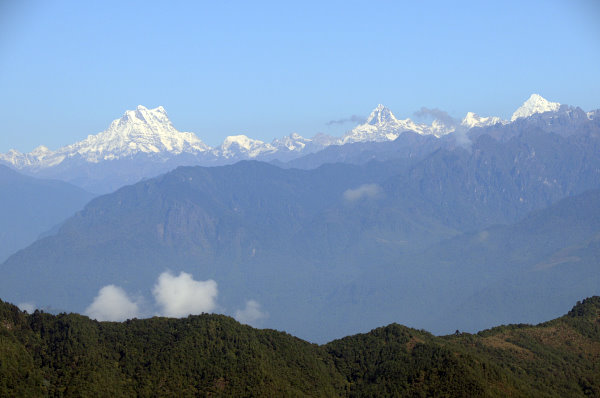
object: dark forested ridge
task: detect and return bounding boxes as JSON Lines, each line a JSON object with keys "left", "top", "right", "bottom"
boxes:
{"left": 1, "top": 297, "right": 599, "bottom": 397}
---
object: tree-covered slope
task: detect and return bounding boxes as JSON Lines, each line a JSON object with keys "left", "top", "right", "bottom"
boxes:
{"left": 0, "top": 299, "right": 345, "bottom": 397}
{"left": 1, "top": 297, "right": 599, "bottom": 397}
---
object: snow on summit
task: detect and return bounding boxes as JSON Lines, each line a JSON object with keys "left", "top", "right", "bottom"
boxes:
{"left": 366, "top": 104, "right": 399, "bottom": 126}
{"left": 71, "top": 105, "right": 210, "bottom": 162}
{"left": 340, "top": 104, "right": 456, "bottom": 144}
{"left": 460, "top": 112, "right": 502, "bottom": 129}
{"left": 271, "top": 133, "right": 313, "bottom": 152}
{"left": 218, "top": 135, "right": 276, "bottom": 158}
{"left": 511, "top": 94, "right": 561, "bottom": 121}
{"left": 0, "top": 105, "right": 210, "bottom": 169}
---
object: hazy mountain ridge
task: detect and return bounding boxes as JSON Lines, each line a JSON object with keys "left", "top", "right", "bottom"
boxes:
{"left": 1, "top": 296, "right": 599, "bottom": 396}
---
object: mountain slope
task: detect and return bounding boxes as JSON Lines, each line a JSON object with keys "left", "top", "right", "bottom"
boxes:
{"left": 3, "top": 123, "right": 600, "bottom": 341}
{"left": 0, "top": 165, "right": 94, "bottom": 262}
{"left": 1, "top": 297, "right": 599, "bottom": 396}
{"left": 1, "top": 160, "right": 436, "bottom": 326}
{"left": 396, "top": 188, "right": 600, "bottom": 333}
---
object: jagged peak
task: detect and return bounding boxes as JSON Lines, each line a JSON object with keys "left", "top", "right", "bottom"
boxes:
{"left": 366, "top": 104, "right": 398, "bottom": 126}
{"left": 120, "top": 105, "right": 169, "bottom": 123}
{"left": 511, "top": 94, "right": 560, "bottom": 121}
{"left": 461, "top": 111, "right": 480, "bottom": 125}
{"left": 461, "top": 112, "right": 502, "bottom": 128}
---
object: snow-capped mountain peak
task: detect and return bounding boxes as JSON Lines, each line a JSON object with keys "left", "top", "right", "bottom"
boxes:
{"left": 68, "top": 105, "right": 210, "bottom": 162}
{"left": 221, "top": 135, "right": 262, "bottom": 151}
{"left": 117, "top": 105, "right": 173, "bottom": 133}
{"left": 366, "top": 104, "right": 399, "bottom": 126}
{"left": 0, "top": 105, "right": 211, "bottom": 168}
{"left": 30, "top": 145, "right": 52, "bottom": 156}
{"left": 218, "top": 135, "right": 276, "bottom": 158}
{"left": 461, "top": 112, "right": 503, "bottom": 128}
{"left": 340, "top": 104, "right": 458, "bottom": 144}
{"left": 511, "top": 94, "right": 560, "bottom": 121}
{"left": 271, "top": 133, "right": 312, "bottom": 152}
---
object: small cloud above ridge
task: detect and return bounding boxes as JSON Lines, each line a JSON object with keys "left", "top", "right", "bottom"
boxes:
{"left": 152, "top": 271, "right": 218, "bottom": 318}
{"left": 85, "top": 285, "right": 140, "bottom": 321}
{"left": 17, "top": 302, "right": 36, "bottom": 313}
{"left": 235, "top": 300, "right": 268, "bottom": 327}
{"left": 413, "top": 107, "right": 459, "bottom": 127}
{"left": 326, "top": 115, "right": 365, "bottom": 126}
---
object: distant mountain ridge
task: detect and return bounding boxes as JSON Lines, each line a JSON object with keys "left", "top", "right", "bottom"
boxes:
{"left": 2, "top": 94, "right": 594, "bottom": 193}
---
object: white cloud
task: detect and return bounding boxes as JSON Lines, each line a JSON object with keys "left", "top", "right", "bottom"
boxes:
{"left": 234, "top": 300, "right": 268, "bottom": 326}
{"left": 85, "top": 285, "right": 140, "bottom": 321}
{"left": 153, "top": 271, "right": 218, "bottom": 317}
{"left": 343, "top": 183, "right": 382, "bottom": 202}
{"left": 17, "top": 302, "right": 36, "bottom": 313}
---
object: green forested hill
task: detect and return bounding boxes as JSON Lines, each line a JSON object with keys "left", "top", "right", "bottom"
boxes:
{"left": 1, "top": 297, "right": 599, "bottom": 397}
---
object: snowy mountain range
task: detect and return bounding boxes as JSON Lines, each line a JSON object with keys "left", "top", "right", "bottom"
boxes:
{"left": 1, "top": 93, "right": 594, "bottom": 192}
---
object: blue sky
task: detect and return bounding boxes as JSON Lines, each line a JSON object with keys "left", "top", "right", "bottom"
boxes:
{"left": 1, "top": 0, "right": 599, "bottom": 152}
